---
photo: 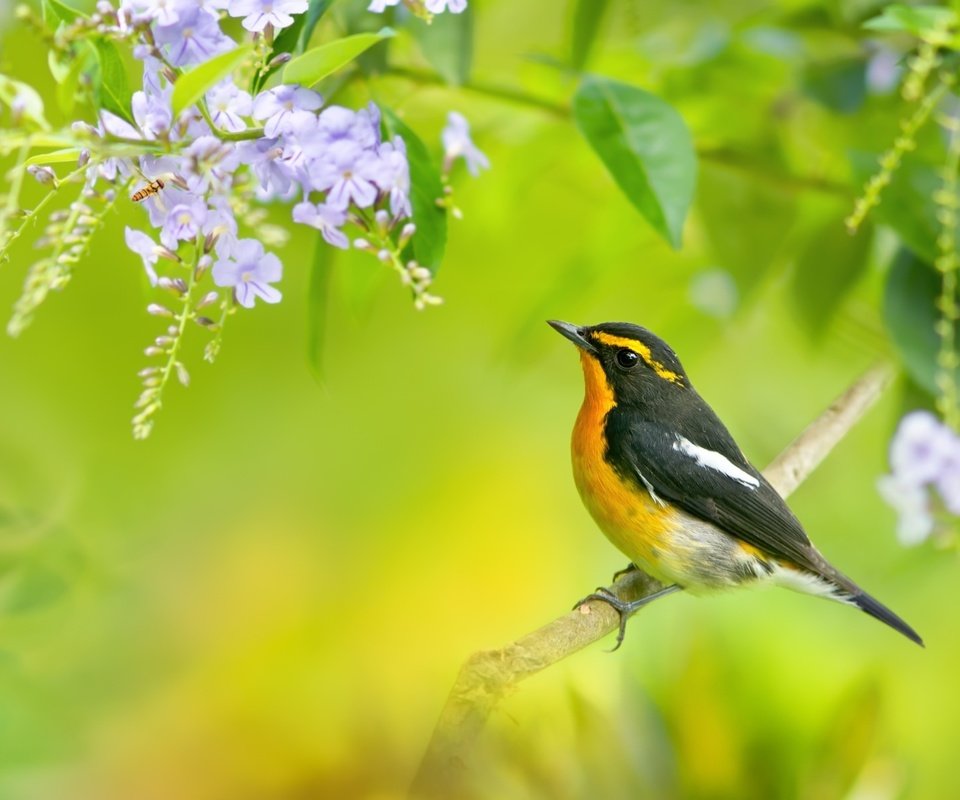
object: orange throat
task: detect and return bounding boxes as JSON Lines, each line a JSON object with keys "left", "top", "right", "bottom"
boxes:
{"left": 570, "top": 351, "right": 676, "bottom": 576}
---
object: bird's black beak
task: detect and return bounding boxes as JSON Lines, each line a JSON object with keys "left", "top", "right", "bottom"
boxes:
{"left": 547, "top": 320, "right": 598, "bottom": 355}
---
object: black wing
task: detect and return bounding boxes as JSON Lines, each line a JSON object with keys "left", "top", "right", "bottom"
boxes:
{"left": 605, "top": 408, "right": 824, "bottom": 575}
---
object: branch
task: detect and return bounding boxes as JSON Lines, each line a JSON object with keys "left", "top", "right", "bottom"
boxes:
{"left": 382, "top": 67, "right": 850, "bottom": 198}
{"left": 410, "top": 363, "right": 894, "bottom": 798}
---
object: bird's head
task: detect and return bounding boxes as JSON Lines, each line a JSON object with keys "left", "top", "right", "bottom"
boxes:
{"left": 548, "top": 320, "right": 690, "bottom": 408}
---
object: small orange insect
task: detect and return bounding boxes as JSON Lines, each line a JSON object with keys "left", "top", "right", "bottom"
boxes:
{"left": 130, "top": 178, "right": 165, "bottom": 202}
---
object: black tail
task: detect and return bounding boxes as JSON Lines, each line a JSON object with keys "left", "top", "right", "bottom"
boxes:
{"left": 850, "top": 589, "right": 924, "bottom": 647}
{"left": 808, "top": 555, "right": 924, "bottom": 647}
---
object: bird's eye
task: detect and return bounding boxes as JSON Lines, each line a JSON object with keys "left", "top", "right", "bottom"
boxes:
{"left": 616, "top": 348, "right": 639, "bottom": 369}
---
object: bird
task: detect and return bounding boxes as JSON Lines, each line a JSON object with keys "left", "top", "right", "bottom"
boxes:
{"left": 548, "top": 319, "right": 923, "bottom": 649}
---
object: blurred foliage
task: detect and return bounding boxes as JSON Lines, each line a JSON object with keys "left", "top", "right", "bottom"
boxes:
{"left": 1, "top": 0, "right": 959, "bottom": 799}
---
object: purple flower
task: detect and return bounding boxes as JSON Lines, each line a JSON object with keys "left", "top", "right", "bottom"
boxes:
{"left": 425, "top": 0, "right": 467, "bottom": 12}
{"left": 252, "top": 85, "right": 323, "bottom": 138}
{"left": 139, "top": 55, "right": 166, "bottom": 95}
{"left": 315, "top": 105, "right": 379, "bottom": 149}
{"left": 124, "top": 227, "right": 163, "bottom": 284}
{"left": 99, "top": 110, "right": 142, "bottom": 141}
{"left": 228, "top": 0, "right": 308, "bottom": 32}
{"left": 867, "top": 46, "right": 902, "bottom": 96}
{"left": 889, "top": 411, "right": 957, "bottom": 486}
{"left": 212, "top": 239, "right": 283, "bottom": 308}
{"left": 207, "top": 81, "right": 253, "bottom": 133}
{"left": 182, "top": 136, "right": 240, "bottom": 194}
{"left": 936, "top": 460, "right": 960, "bottom": 515}
{"left": 306, "top": 139, "right": 379, "bottom": 209}
{"left": 877, "top": 475, "right": 934, "bottom": 546}
{"left": 132, "top": 88, "right": 172, "bottom": 139}
{"left": 293, "top": 201, "right": 349, "bottom": 249}
{"left": 442, "top": 111, "right": 489, "bottom": 176}
{"left": 278, "top": 113, "right": 327, "bottom": 167}
{"left": 121, "top": 0, "right": 190, "bottom": 27}
{"left": 153, "top": 7, "right": 233, "bottom": 67}
{"left": 374, "top": 136, "right": 411, "bottom": 219}
{"left": 203, "top": 194, "right": 239, "bottom": 245}
{"left": 368, "top": 0, "right": 401, "bottom": 10}
{"left": 161, "top": 194, "right": 208, "bottom": 250}
{"left": 239, "top": 138, "right": 299, "bottom": 201}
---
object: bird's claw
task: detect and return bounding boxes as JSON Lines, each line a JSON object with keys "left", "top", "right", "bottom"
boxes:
{"left": 612, "top": 562, "right": 639, "bottom": 583}
{"left": 574, "top": 587, "right": 632, "bottom": 651}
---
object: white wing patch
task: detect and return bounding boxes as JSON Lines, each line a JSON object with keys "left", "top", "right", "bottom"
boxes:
{"left": 673, "top": 435, "right": 760, "bottom": 489}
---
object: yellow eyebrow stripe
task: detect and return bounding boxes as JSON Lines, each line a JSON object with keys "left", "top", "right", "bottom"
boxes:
{"left": 591, "top": 332, "right": 684, "bottom": 385}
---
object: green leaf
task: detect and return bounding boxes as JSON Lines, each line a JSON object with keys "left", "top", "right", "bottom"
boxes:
{"left": 172, "top": 43, "right": 254, "bottom": 118}
{"left": 884, "top": 249, "right": 943, "bottom": 395}
{"left": 573, "top": 76, "right": 697, "bottom": 249}
{"left": 570, "top": 0, "right": 612, "bottom": 70}
{"left": 57, "top": 44, "right": 96, "bottom": 117}
{"left": 413, "top": 5, "right": 473, "bottom": 85}
{"left": 47, "top": 50, "right": 70, "bottom": 84}
{"left": 283, "top": 29, "right": 395, "bottom": 87}
{"left": 863, "top": 4, "right": 954, "bottom": 36}
{"left": 791, "top": 216, "right": 873, "bottom": 336}
{"left": 23, "top": 148, "right": 82, "bottom": 167}
{"left": 301, "top": 0, "right": 337, "bottom": 50}
{"left": 42, "top": 0, "right": 85, "bottom": 25}
{"left": 307, "top": 233, "right": 335, "bottom": 381}
{"left": 0, "top": 75, "right": 50, "bottom": 131}
{"left": 382, "top": 108, "right": 447, "bottom": 271}
{"left": 92, "top": 39, "right": 133, "bottom": 125}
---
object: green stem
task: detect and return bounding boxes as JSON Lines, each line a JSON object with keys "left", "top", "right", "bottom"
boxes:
{"left": 132, "top": 239, "right": 203, "bottom": 439}
{"left": 0, "top": 161, "right": 90, "bottom": 265}
{"left": 936, "top": 114, "right": 960, "bottom": 429}
{"left": 203, "top": 298, "right": 234, "bottom": 363}
{"left": 847, "top": 75, "right": 953, "bottom": 234}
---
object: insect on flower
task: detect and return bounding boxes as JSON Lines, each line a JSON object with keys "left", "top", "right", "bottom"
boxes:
{"left": 131, "top": 178, "right": 165, "bottom": 203}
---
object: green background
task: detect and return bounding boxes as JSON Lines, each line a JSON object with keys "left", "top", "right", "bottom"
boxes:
{"left": 0, "top": 1, "right": 955, "bottom": 798}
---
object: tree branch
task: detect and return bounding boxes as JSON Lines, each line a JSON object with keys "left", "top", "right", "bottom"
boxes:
{"left": 410, "top": 363, "right": 895, "bottom": 798}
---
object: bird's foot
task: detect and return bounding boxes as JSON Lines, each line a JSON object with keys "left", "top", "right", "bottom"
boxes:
{"left": 611, "top": 562, "right": 639, "bottom": 583}
{"left": 573, "top": 587, "right": 636, "bottom": 651}
{"left": 574, "top": 584, "right": 682, "bottom": 651}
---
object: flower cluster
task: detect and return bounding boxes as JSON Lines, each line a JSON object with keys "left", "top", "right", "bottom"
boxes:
{"left": 2, "top": 0, "right": 489, "bottom": 440}
{"left": 76, "top": 1, "right": 444, "bottom": 438}
{"left": 877, "top": 410, "right": 960, "bottom": 544}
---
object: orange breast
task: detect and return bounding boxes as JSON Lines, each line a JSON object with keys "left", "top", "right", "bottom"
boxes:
{"left": 571, "top": 352, "right": 677, "bottom": 580}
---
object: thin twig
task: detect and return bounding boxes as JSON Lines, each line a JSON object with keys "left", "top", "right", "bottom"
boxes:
{"left": 410, "top": 363, "right": 894, "bottom": 798}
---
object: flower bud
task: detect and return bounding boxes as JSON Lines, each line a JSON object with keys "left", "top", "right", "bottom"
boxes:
{"left": 147, "top": 303, "right": 174, "bottom": 317}
{"left": 26, "top": 165, "right": 57, "bottom": 186}
{"left": 267, "top": 52, "right": 292, "bottom": 69}
{"left": 196, "top": 291, "right": 218, "bottom": 310}
{"left": 175, "top": 362, "right": 190, "bottom": 387}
